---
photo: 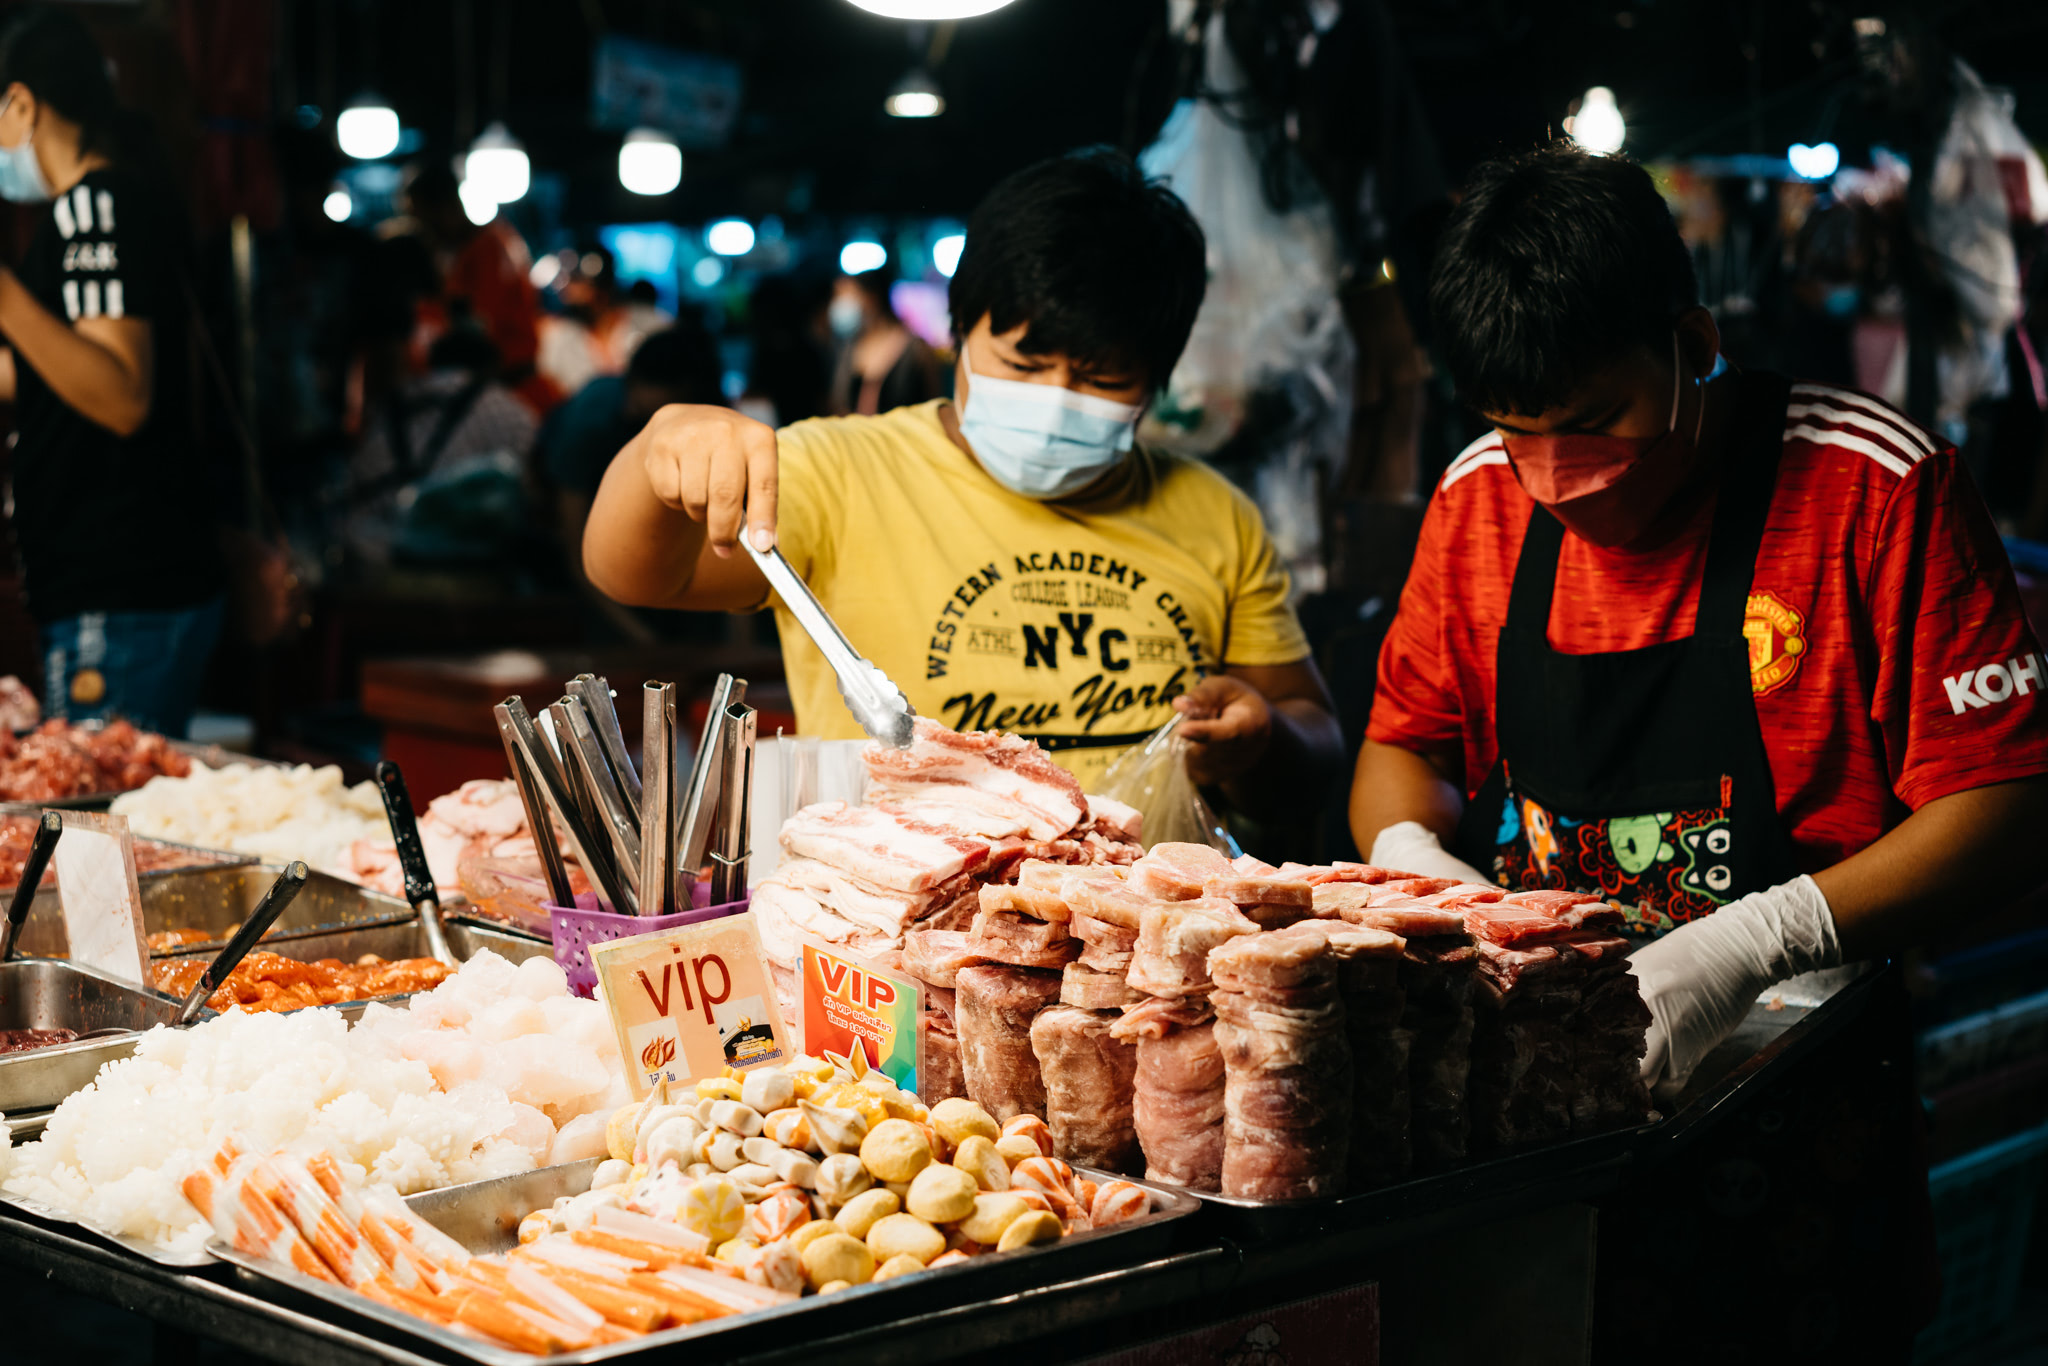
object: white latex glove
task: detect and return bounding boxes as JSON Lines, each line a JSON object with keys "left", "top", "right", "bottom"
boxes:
{"left": 1629, "top": 874, "right": 1842, "bottom": 1095}
{"left": 1368, "top": 820, "right": 1497, "bottom": 886}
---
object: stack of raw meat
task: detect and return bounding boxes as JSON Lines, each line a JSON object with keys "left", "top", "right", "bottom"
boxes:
{"left": 753, "top": 719, "right": 1140, "bottom": 1053}
{"left": 1426, "top": 886, "right": 1651, "bottom": 1153}
{"left": 1298, "top": 867, "right": 1481, "bottom": 1174}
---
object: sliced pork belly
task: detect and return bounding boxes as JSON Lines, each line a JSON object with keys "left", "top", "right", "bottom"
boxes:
{"left": 1128, "top": 842, "right": 1235, "bottom": 901}
{"left": 900, "top": 929, "right": 988, "bottom": 989}
{"left": 780, "top": 800, "right": 990, "bottom": 892}
{"left": 862, "top": 718, "right": 1087, "bottom": 841}
{"left": 1128, "top": 899, "right": 1259, "bottom": 999}
{"left": 1113, "top": 996, "right": 1227, "bottom": 1190}
{"left": 1060, "top": 961, "right": 1142, "bottom": 1009}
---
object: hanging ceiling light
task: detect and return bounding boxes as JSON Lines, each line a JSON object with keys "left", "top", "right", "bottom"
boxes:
{"left": 466, "top": 121, "right": 530, "bottom": 205}
{"left": 322, "top": 186, "right": 353, "bottom": 222}
{"left": 1564, "top": 86, "right": 1625, "bottom": 155}
{"left": 1787, "top": 142, "right": 1841, "bottom": 180}
{"left": 457, "top": 177, "right": 499, "bottom": 226}
{"left": 840, "top": 240, "right": 888, "bottom": 275}
{"left": 706, "top": 219, "right": 757, "bottom": 257}
{"left": 885, "top": 67, "right": 945, "bottom": 118}
{"left": 931, "top": 232, "right": 966, "bottom": 277}
{"left": 846, "top": 0, "right": 1017, "bottom": 17}
{"left": 336, "top": 93, "right": 400, "bottom": 160}
{"left": 619, "top": 128, "right": 683, "bottom": 196}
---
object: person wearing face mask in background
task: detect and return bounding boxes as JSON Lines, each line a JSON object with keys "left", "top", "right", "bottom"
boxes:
{"left": 583, "top": 148, "right": 1343, "bottom": 810}
{"left": 825, "top": 264, "right": 940, "bottom": 418}
{"left": 1353, "top": 144, "right": 2048, "bottom": 1355}
{"left": 0, "top": 7, "right": 222, "bottom": 736}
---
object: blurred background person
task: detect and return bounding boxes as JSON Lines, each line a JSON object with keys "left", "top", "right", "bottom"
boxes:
{"left": 827, "top": 263, "right": 941, "bottom": 416}
{"left": 539, "top": 318, "right": 725, "bottom": 643}
{"left": 0, "top": 7, "right": 222, "bottom": 735}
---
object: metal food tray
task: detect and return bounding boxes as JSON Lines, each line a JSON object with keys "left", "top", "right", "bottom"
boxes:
{"left": 177, "top": 917, "right": 558, "bottom": 977}
{"left": 12, "top": 863, "right": 414, "bottom": 961}
{"left": 213, "top": 1158, "right": 1201, "bottom": 1365}
{"left": 0, "top": 957, "right": 200, "bottom": 1113}
{"left": 1186, "top": 1119, "right": 1652, "bottom": 1242}
{"left": 0, "top": 739, "right": 285, "bottom": 814}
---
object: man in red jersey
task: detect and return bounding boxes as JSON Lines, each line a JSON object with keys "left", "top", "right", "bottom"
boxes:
{"left": 1350, "top": 145, "right": 2048, "bottom": 1095}
{"left": 1349, "top": 145, "right": 2022, "bottom": 1356}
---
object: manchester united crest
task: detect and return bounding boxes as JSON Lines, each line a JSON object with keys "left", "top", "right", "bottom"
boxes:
{"left": 1744, "top": 590, "right": 1806, "bottom": 696}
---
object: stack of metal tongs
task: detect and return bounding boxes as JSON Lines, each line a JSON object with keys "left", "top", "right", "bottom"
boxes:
{"left": 492, "top": 670, "right": 760, "bottom": 917}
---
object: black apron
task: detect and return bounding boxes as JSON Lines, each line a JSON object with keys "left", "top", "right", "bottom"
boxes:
{"left": 1456, "top": 371, "right": 1800, "bottom": 935}
{"left": 1446, "top": 369, "right": 1935, "bottom": 1357}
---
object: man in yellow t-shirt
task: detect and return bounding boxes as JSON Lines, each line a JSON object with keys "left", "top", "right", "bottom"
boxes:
{"left": 584, "top": 149, "right": 1342, "bottom": 809}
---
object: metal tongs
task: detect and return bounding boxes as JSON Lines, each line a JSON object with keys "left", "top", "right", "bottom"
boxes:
{"left": 0, "top": 812, "right": 61, "bottom": 963}
{"left": 375, "top": 762, "right": 461, "bottom": 966}
{"left": 177, "top": 861, "right": 310, "bottom": 1023}
{"left": 746, "top": 536, "right": 916, "bottom": 748}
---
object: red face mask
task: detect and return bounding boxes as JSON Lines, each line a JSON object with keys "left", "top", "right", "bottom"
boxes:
{"left": 1502, "top": 338, "right": 1704, "bottom": 549}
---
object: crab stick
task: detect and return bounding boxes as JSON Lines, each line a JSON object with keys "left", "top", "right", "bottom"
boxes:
{"left": 260, "top": 1152, "right": 385, "bottom": 1288}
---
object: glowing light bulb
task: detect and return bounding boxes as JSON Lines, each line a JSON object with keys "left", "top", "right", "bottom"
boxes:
{"left": 932, "top": 233, "right": 965, "bottom": 277}
{"left": 322, "top": 188, "right": 353, "bottom": 222}
{"left": 619, "top": 129, "right": 682, "bottom": 196}
{"left": 466, "top": 121, "right": 529, "bottom": 204}
{"left": 840, "top": 240, "right": 887, "bottom": 275}
{"left": 707, "top": 219, "right": 756, "bottom": 256}
{"left": 1566, "top": 87, "right": 1625, "bottom": 156}
{"left": 336, "top": 97, "right": 399, "bottom": 160}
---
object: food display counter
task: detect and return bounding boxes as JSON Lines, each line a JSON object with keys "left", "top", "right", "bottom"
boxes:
{"left": 0, "top": 955, "right": 1878, "bottom": 1365}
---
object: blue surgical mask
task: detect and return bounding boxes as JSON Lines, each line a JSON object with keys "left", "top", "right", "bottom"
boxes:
{"left": 0, "top": 98, "right": 50, "bottom": 204}
{"left": 958, "top": 365, "right": 1143, "bottom": 499}
{"left": 827, "top": 297, "right": 864, "bottom": 339}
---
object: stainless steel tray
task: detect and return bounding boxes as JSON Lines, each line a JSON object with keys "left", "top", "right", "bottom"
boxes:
{"left": 0, "top": 1187, "right": 221, "bottom": 1268}
{"left": 182, "top": 917, "right": 557, "bottom": 975}
{"left": 0, "top": 957, "right": 196, "bottom": 1113}
{"left": 12, "top": 862, "right": 414, "bottom": 961}
{"left": 214, "top": 1158, "right": 1202, "bottom": 1364}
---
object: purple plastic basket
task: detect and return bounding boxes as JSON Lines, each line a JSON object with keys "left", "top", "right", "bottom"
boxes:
{"left": 548, "top": 882, "right": 751, "bottom": 998}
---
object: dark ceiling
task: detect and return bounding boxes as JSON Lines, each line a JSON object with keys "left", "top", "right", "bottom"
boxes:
{"left": 283, "top": 0, "right": 2048, "bottom": 227}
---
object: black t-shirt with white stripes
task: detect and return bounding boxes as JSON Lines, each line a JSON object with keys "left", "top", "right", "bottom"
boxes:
{"left": 11, "top": 167, "right": 218, "bottom": 622}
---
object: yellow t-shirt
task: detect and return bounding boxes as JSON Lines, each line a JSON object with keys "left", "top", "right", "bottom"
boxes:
{"left": 768, "top": 400, "right": 1309, "bottom": 790}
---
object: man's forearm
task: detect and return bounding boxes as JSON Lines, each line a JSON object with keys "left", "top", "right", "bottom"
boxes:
{"left": 0, "top": 274, "right": 148, "bottom": 435}
{"left": 1813, "top": 775, "right": 2048, "bottom": 962}
{"left": 583, "top": 427, "right": 707, "bottom": 607}
{"left": 1221, "top": 699, "right": 1345, "bottom": 816}
{"left": 1349, "top": 738, "right": 1466, "bottom": 855}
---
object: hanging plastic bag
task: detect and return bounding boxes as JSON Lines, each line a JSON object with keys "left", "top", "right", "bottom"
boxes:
{"left": 1137, "top": 9, "right": 1354, "bottom": 597}
{"left": 1096, "top": 713, "right": 1239, "bottom": 856}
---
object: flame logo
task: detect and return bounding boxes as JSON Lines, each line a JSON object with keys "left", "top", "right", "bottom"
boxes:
{"left": 640, "top": 1034, "right": 676, "bottom": 1070}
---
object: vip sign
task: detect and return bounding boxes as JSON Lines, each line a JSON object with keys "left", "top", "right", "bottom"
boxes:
{"left": 799, "top": 938, "right": 921, "bottom": 1093}
{"left": 591, "top": 912, "right": 791, "bottom": 1098}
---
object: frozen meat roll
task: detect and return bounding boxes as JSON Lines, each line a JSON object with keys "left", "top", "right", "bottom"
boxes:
{"left": 955, "top": 964, "right": 1063, "bottom": 1121}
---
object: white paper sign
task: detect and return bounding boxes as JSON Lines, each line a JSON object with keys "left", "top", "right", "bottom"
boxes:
{"left": 54, "top": 810, "right": 148, "bottom": 987}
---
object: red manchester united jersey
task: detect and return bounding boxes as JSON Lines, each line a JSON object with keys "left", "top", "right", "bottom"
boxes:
{"left": 1368, "top": 380, "right": 2048, "bottom": 872}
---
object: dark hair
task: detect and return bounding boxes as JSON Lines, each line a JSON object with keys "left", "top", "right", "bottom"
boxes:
{"left": 627, "top": 320, "right": 725, "bottom": 406}
{"left": 426, "top": 307, "right": 499, "bottom": 374}
{"left": 1428, "top": 143, "right": 1698, "bottom": 416}
{"left": 949, "top": 147, "right": 1206, "bottom": 386}
{"left": 0, "top": 6, "right": 155, "bottom": 172}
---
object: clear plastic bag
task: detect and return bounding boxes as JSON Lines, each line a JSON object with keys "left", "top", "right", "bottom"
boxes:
{"left": 1096, "top": 713, "right": 1239, "bottom": 856}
